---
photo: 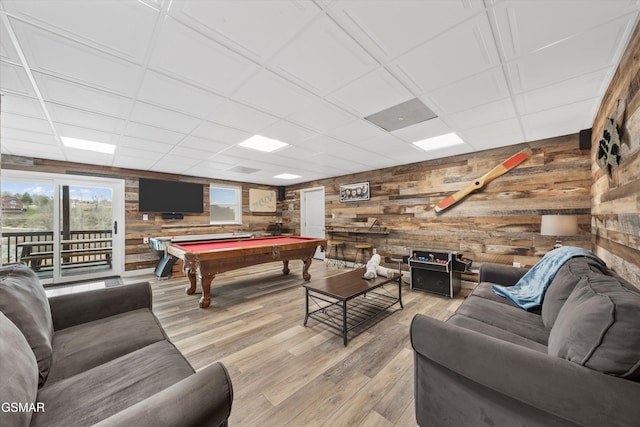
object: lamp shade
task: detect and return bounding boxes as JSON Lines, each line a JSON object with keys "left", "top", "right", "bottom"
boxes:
{"left": 540, "top": 215, "right": 579, "bottom": 236}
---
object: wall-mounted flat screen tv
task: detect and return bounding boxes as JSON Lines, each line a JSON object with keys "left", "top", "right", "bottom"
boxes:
{"left": 138, "top": 178, "right": 204, "bottom": 214}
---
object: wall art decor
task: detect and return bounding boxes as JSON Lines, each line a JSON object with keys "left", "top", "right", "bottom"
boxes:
{"left": 340, "top": 181, "right": 369, "bottom": 202}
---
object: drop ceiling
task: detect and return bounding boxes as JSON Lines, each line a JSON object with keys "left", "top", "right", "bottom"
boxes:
{"left": 0, "top": 0, "right": 638, "bottom": 185}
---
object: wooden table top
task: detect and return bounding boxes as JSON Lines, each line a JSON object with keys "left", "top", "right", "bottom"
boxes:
{"left": 304, "top": 268, "right": 401, "bottom": 300}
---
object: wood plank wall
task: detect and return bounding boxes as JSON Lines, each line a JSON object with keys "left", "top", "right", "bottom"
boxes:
{"left": 0, "top": 156, "right": 281, "bottom": 272}
{"left": 591, "top": 22, "right": 640, "bottom": 286}
{"left": 284, "top": 136, "right": 592, "bottom": 268}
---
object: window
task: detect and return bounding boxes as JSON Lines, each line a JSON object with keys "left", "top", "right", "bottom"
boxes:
{"left": 210, "top": 185, "right": 242, "bottom": 224}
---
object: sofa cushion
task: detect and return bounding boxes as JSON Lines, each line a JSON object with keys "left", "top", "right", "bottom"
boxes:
{"left": 454, "top": 296, "right": 549, "bottom": 345}
{"left": 541, "top": 257, "right": 607, "bottom": 329}
{"left": 32, "top": 340, "right": 194, "bottom": 427}
{"left": 548, "top": 274, "right": 640, "bottom": 379}
{"left": 47, "top": 308, "right": 166, "bottom": 383}
{"left": 447, "top": 314, "right": 547, "bottom": 353}
{"left": 0, "top": 264, "right": 53, "bottom": 386}
{"left": 0, "top": 312, "right": 39, "bottom": 427}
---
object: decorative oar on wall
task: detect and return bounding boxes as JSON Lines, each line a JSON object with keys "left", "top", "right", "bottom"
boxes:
{"left": 434, "top": 149, "right": 531, "bottom": 213}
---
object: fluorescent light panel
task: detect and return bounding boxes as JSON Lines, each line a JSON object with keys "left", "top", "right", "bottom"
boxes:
{"left": 412, "top": 132, "right": 465, "bottom": 152}
{"left": 274, "top": 173, "right": 301, "bottom": 180}
{"left": 61, "top": 136, "right": 115, "bottom": 154}
{"left": 239, "top": 135, "right": 289, "bottom": 153}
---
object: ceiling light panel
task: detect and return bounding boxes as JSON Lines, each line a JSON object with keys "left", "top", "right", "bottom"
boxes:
{"left": 412, "top": 133, "right": 465, "bottom": 152}
{"left": 274, "top": 173, "right": 301, "bottom": 180}
{"left": 61, "top": 136, "right": 116, "bottom": 154}
{"left": 239, "top": 135, "right": 289, "bottom": 152}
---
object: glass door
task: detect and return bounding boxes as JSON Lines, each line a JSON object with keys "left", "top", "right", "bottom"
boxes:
{"left": 2, "top": 170, "right": 124, "bottom": 284}
{"left": 57, "top": 184, "right": 116, "bottom": 279}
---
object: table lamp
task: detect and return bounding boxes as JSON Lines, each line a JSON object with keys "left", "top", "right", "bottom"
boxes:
{"left": 540, "top": 215, "right": 579, "bottom": 249}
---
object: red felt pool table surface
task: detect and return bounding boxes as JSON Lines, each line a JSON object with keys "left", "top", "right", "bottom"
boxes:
{"left": 170, "top": 236, "right": 316, "bottom": 253}
{"left": 167, "top": 236, "right": 326, "bottom": 308}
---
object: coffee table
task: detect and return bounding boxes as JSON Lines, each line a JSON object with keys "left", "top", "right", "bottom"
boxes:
{"left": 303, "top": 268, "right": 403, "bottom": 346}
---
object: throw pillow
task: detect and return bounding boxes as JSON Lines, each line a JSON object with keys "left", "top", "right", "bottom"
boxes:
{"left": 0, "top": 312, "right": 39, "bottom": 426}
{"left": 548, "top": 273, "right": 640, "bottom": 379}
{"left": 0, "top": 264, "right": 54, "bottom": 386}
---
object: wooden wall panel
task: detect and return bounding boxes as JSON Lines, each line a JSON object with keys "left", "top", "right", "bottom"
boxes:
{"left": 1, "top": 156, "right": 280, "bottom": 272}
{"left": 591, "top": 21, "right": 640, "bottom": 287}
{"left": 285, "top": 136, "right": 592, "bottom": 269}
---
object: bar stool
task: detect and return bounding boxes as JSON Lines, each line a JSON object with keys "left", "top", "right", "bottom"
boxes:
{"left": 353, "top": 244, "right": 372, "bottom": 269}
{"left": 326, "top": 240, "right": 347, "bottom": 268}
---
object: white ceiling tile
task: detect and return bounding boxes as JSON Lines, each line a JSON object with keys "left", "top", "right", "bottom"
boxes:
{"left": 294, "top": 134, "right": 353, "bottom": 153}
{"left": 414, "top": 141, "right": 475, "bottom": 161}
{"left": 0, "top": 93, "right": 45, "bottom": 119}
{"left": 1, "top": 111, "right": 52, "bottom": 134}
{"left": 492, "top": 0, "right": 640, "bottom": 59}
{"left": 426, "top": 67, "right": 510, "bottom": 115}
{"left": 287, "top": 99, "right": 354, "bottom": 132}
{"left": 55, "top": 124, "right": 120, "bottom": 145}
{"left": 10, "top": 19, "right": 140, "bottom": 96}
{"left": 391, "top": 14, "right": 501, "bottom": 93}
{"left": 34, "top": 72, "right": 131, "bottom": 118}
{"left": 0, "top": 126, "right": 56, "bottom": 145}
{"left": 521, "top": 98, "right": 598, "bottom": 142}
{"left": 2, "top": 139, "right": 65, "bottom": 159}
{"left": 308, "top": 152, "right": 367, "bottom": 171}
{"left": 506, "top": 15, "right": 637, "bottom": 93}
{"left": 207, "top": 100, "right": 280, "bottom": 133}
{"left": 389, "top": 144, "right": 435, "bottom": 163}
{"left": 390, "top": 117, "right": 452, "bottom": 143}
{"left": 357, "top": 133, "right": 407, "bottom": 154}
{"left": 47, "top": 103, "right": 125, "bottom": 134}
{"left": 444, "top": 98, "right": 517, "bottom": 131}
{"left": 259, "top": 120, "right": 317, "bottom": 145}
{"left": 137, "top": 71, "right": 226, "bottom": 119}
{"left": 60, "top": 148, "right": 113, "bottom": 166}
{"left": 328, "top": 0, "right": 485, "bottom": 60}
{"left": 2, "top": 0, "right": 158, "bottom": 62}
{"left": 326, "top": 119, "right": 386, "bottom": 144}
{"left": 271, "top": 15, "right": 378, "bottom": 95}
{"left": 124, "top": 122, "right": 186, "bottom": 145}
{"left": 329, "top": 68, "right": 413, "bottom": 116}
{"left": 458, "top": 117, "right": 524, "bottom": 150}
{"left": 191, "top": 121, "right": 251, "bottom": 145}
{"left": 130, "top": 101, "right": 202, "bottom": 134}
{"left": 149, "top": 17, "right": 259, "bottom": 96}
{"left": 514, "top": 68, "right": 614, "bottom": 115}
{"left": 114, "top": 146, "right": 165, "bottom": 162}
{"left": 0, "top": 61, "right": 36, "bottom": 97}
{"left": 233, "top": 69, "right": 316, "bottom": 117}
{"left": 118, "top": 135, "right": 174, "bottom": 153}
{"left": 111, "top": 154, "right": 158, "bottom": 171}
{"left": 178, "top": 135, "right": 231, "bottom": 154}
{"left": 0, "top": 18, "right": 20, "bottom": 62}
{"left": 168, "top": 0, "right": 319, "bottom": 62}
{"left": 150, "top": 155, "right": 201, "bottom": 174}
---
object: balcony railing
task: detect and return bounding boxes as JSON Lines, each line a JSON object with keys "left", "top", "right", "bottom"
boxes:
{"left": 2, "top": 230, "right": 113, "bottom": 271}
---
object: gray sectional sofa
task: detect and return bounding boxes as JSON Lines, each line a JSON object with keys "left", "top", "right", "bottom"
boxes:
{"left": 411, "top": 255, "right": 640, "bottom": 426}
{"left": 0, "top": 264, "right": 233, "bottom": 427}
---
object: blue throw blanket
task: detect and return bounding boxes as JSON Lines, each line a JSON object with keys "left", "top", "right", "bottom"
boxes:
{"left": 491, "top": 246, "right": 604, "bottom": 311}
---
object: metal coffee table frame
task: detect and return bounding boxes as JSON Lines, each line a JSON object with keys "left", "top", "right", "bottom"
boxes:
{"left": 303, "top": 269, "right": 403, "bottom": 346}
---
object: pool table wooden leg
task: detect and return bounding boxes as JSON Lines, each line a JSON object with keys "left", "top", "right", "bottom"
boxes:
{"left": 302, "top": 256, "right": 312, "bottom": 281}
{"left": 282, "top": 260, "right": 290, "bottom": 275}
{"left": 199, "top": 273, "right": 215, "bottom": 308}
{"left": 185, "top": 272, "right": 197, "bottom": 295}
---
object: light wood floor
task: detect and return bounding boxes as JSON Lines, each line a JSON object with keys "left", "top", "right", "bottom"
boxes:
{"left": 143, "top": 260, "right": 469, "bottom": 427}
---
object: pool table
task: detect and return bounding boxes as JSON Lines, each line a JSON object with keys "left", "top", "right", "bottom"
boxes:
{"left": 166, "top": 236, "right": 326, "bottom": 308}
